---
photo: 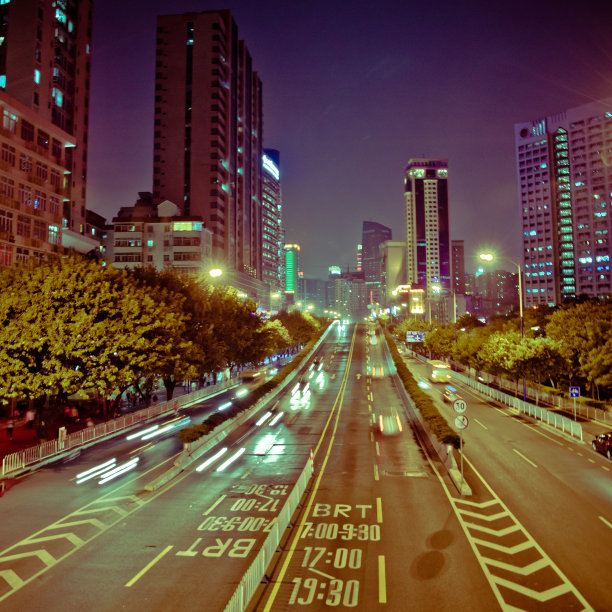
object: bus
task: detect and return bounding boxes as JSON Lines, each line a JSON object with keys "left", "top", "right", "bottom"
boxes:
{"left": 428, "top": 360, "right": 451, "bottom": 384}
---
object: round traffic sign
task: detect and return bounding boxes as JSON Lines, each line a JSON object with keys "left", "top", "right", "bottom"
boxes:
{"left": 454, "top": 414, "right": 469, "bottom": 430}
{"left": 453, "top": 398, "right": 467, "bottom": 413}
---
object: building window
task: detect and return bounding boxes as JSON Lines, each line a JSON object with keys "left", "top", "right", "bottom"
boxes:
{"left": 20, "top": 120, "right": 35, "bottom": 142}
{"left": 17, "top": 215, "right": 31, "bottom": 237}
{"left": 1, "top": 143, "right": 15, "bottom": 166}
{"left": 2, "top": 110, "right": 17, "bottom": 133}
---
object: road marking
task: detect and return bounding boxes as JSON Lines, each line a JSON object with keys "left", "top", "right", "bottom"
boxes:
{"left": 577, "top": 452, "right": 584, "bottom": 457}
{"left": 494, "top": 408, "right": 507, "bottom": 416}
{"left": 602, "top": 466, "right": 610, "bottom": 472}
{"left": 373, "top": 464, "right": 379, "bottom": 481}
{"left": 587, "top": 458, "right": 595, "bottom": 464}
{"left": 376, "top": 497, "right": 383, "bottom": 523}
{"left": 375, "top": 442, "right": 380, "bottom": 456}
{"left": 378, "top": 555, "right": 387, "bottom": 603}
{"left": 428, "top": 453, "right": 592, "bottom": 611}
{"left": 599, "top": 516, "right": 612, "bottom": 530}
{"left": 262, "top": 327, "right": 357, "bottom": 612}
{"left": 368, "top": 404, "right": 372, "bottom": 412}
{"left": 474, "top": 418, "right": 488, "bottom": 430}
{"left": 309, "top": 567, "right": 335, "bottom": 580}
{"left": 240, "top": 466, "right": 255, "bottom": 479}
{"left": 368, "top": 392, "right": 374, "bottom": 402}
{"left": 513, "top": 448, "right": 537, "bottom": 468}
{"left": 202, "top": 495, "right": 226, "bottom": 516}
{"left": 525, "top": 424, "right": 564, "bottom": 445}
{"left": 370, "top": 431, "right": 374, "bottom": 442}
{"left": 125, "top": 545, "right": 173, "bottom": 587}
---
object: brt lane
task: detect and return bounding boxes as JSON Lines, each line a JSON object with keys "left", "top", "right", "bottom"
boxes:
{"left": 0, "top": 323, "right": 355, "bottom": 610}
{"left": 405, "top": 356, "right": 610, "bottom": 611}
{"left": 251, "top": 324, "right": 497, "bottom": 611}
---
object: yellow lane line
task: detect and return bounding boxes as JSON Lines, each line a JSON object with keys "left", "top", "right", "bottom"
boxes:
{"left": 125, "top": 545, "right": 173, "bottom": 587}
{"left": 376, "top": 497, "right": 383, "bottom": 523}
{"left": 374, "top": 464, "right": 379, "bottom": 481}
{"left": 262, "top": 327, "right": 356, "bottom": 612}
{"left": 378, "top": 555, "right": 387, "bottom": 603}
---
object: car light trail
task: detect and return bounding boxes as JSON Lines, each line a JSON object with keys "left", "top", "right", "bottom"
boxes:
{"left": 291, "top": 383, "right": 300, "bottom": 396}
{"left": 76, "top": 458, "right": 117, "bottom": 484}
{"left": 235, "top": 388, "right": 248, "bottom": 398}
{"left": 256, "top": 411, "right": 272, "bottom": 426}
{"left": 216, "top": 447, "right": 246, "bottom": 472}
{"left": 268, "top": 412, "right": 283, "bottom": 426}
{"left": 98, "top": 457, "right": 140, "bottom": 485}
{"left": 126, "top": 425, "right": 159, "bottom": 440}
{"left": 196, "top": 447, "right": 228, "bottom": 472}
{"left": 140, "top": 416, "right": 191, "bottom": 440}
{"left": 217, "top": 401, "right": 233, "bottom": 411}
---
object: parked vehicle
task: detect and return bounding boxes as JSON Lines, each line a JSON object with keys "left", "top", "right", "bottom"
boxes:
{"left": 592, "top": 431, "right": 612, "bottom": 460}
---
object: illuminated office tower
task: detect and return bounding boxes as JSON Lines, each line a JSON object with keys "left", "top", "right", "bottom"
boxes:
{"left": 452, "top": 239, "right": 466, "bottom": 295}
{"left": 283, "top": 243, "right": 300, "bottom": 300}
{"left": 515, "top": 97, "right": 612, "bottom": 306}
{"left": 404, "top": 159, "right": 451, "bottom": 296}
{"left": 262, "top": 149, "right": 283, "bottom": 291}
{"left": 0, "top": 0, "right": 93, "bottom": 266}
{"left": 362, "top": 221, "right": 392, "bottom": 306}
{"left": 153, "top": 10, "right": 263, "bottom": 293}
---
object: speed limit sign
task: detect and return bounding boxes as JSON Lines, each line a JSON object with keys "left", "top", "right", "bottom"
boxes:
{"left": 453, "top": 398, "right": 467, "bottom": 414}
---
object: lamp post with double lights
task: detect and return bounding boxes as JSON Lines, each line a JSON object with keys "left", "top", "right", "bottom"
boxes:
{"left": 479, "top": 252, "right": 525, "bottom": 401}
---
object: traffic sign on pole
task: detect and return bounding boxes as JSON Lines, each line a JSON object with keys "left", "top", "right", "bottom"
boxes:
{"left": 453, "top": 398, "right": 467, "bottom": 414}
{"left": 569, "top": 386, "right": 580, "bottom": 398}
{"left": 454, "top": 415, "right": 468, "bottom": 430}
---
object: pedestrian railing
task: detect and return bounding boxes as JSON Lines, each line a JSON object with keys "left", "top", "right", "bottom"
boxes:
{"left": 452, "top": 371, "right": 583, "bottom": 441}
{"left": 223, "top": 456, "right": 314, "bottom": 612}
{"left": 1, "top": 380, "right": 236, "bottom": 478}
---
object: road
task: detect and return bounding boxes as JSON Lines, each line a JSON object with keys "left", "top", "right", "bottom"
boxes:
{"left": 0, "top": 323, "right": 609, "bottom": 611}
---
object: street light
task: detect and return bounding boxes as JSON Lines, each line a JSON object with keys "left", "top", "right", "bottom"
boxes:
{"left": 479, "top": 252, "right": 525, "bottom": 401}
{"left": 209, "top": 268, "right": 223, "bottom": 279}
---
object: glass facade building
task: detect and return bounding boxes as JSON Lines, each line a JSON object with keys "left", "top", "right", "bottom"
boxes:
{"left": 515, "top": 98, "right": 612, "bottom": 306}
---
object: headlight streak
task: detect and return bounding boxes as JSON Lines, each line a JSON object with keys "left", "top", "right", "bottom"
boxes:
{"left": 216, "top": 447, "right": 246, "bottom": 472}
{"left": 126, "top": 425, "right": 159, "bottom": 440}
{"left": 140, "top": 416, "right": 191, "bottom": 440}
{"left": 98, "top": 457, "right": 140, "bottom": 485}
{"left": 217, "top": 401, "right": 233, "bottom": 411}
{"left": 256, "top": 411, "right": 272, "bottom": 426}
{"left": 291, "top": 383, "right": 300, "bottom": 396}
{"left": 235, "top": 388, "right": 248, "bottom": 398}
{"left": 268, "top": 412, "right": 283, "bottom": 426}
{"left": 196, "top": 447, "right": 228, "bottom": 472}
{"left": 75, "top": 458, "right": 117, "bottom": 484}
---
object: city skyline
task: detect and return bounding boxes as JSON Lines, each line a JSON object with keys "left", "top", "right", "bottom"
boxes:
{"left": 86, "top": 0, "right": 612, "bottom": 277}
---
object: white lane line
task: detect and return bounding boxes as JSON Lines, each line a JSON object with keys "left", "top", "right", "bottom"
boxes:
{"left": 378, "top": 555, "right": 387, "bottom": 603}
{"left": 375, "top": 442, "right": 380, "bottom": 456}
{"left": 513, "top": 448, "right": 537, "bottom": 468}
{"left": 376, "top": 497, "right": 383, "bottom": 523}
{"left": 525, "top": 424, "right": 564, "bottom": 446}
{"left": 125, "top": 545, "right": 173, "bottom": 587}
{"left": 202, "top": 495, "right": 226, "bottom": 516}
{"left": 474, "top": 418, "right": 488, "bottom": 430}
{"left": 374, "top": 464, "right": 379, "bottom": 481}
{"left": 599, "top": 516, "right": 612, "bottom": 530}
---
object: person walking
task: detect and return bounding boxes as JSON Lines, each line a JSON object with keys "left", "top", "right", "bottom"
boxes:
{"left": 25, "top": 409, "right": 35, "bottom": 430}
{"left": 6, "top": 419, "right": 14, "bottom": 440}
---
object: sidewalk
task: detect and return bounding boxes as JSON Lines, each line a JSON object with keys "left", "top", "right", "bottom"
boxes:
{"left": 0, "top": 385, "right": 188, "bottom": 463}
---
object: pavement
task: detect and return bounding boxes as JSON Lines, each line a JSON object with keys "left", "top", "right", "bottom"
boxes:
{"left": 0, "top": 385, "right": 190, "bottom": 462}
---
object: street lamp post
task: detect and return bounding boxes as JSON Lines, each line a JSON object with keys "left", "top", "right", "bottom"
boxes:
{"left": 479, "top": 252, "right": 525, "bottom": 401}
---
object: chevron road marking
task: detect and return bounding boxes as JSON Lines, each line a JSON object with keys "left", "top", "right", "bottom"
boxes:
{"left": 428, "top": 452, "right": 594, "bottom": 611}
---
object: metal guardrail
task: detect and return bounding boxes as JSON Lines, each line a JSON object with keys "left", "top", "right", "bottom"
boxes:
{"left": 452, "top": 371, "right": 584, "bottom": 441}
{"left": 224, "top": 457, "right": 314, "bottom": 612}
{"left": 1, "top": 380, "right": 235, "bottom": 477}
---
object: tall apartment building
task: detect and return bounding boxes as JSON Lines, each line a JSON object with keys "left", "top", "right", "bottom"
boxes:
{"left": 379, "top": 239, "right": 406, "bottom": 307}
{"left": 362, "top": 221, "right": 392, "bottom": 307}
{"left": 262, "top": 149, "right": 282, "bottom": 291}
{"left": 0, "top": 0, "right": 93, "bottom": 266}
{"left": 404, "top": 158, "right": 451, "bottom": 295}
{"left": 515, "top": 97, "right": 612, "bottom": 307}
{"left": 153, "top": 10, "right": 264, "bottom": 296}
{"left": 451, "top": 239, "right": 466, "bottom": 295}
{"left": 283, "top": 243, "right": 300, "bottom": 305}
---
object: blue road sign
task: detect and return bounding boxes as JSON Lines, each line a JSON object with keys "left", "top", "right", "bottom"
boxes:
{"left": 406, "top": 331, "right": 426, "bottom": 343}
{"left": 569, "top": 386, "right": 580, "bottom": 398}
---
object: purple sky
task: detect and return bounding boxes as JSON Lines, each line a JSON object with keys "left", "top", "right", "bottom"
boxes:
{"left": 87, "top": 0, "right": 612, "bottom": 277}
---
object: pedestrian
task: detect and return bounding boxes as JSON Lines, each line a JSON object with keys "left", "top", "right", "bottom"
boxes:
{"left": 6, "top": 419, "right": 14, "bottom": 440}
{"left": 71, "top": 405, "right": 79, "bottom": 423}
{"left": 86, "top": 417, "right": 94, "bottom": 428}
{"left": 25, "top": 409, "right": 35, "bottom": 430}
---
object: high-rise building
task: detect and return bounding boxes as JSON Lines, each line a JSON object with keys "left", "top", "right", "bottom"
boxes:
{"left": 0, "top": 0, "right": 94, "bottom": 266}
{"left": 404, "top": 159, "right": 451, "bottom": 297}
{"left": 379, "top": 240, "right": 406, "bottom": 307}
{"left": 362, "top": 221, "right": 392, "bottom": 306}
{"left": 153, "top": 10, "right": 263, "bottom": 292}
{"left": 514, "top": 97, "right": 612, "bottom": 307}
{"left": 262, "top": 149, "right": 282, "bottom": 291}
{"left": 452, "top": 239, "right": 466, "bottom": 295}
{"left": 283, "top": 244, "right": 300, "bottom": 303}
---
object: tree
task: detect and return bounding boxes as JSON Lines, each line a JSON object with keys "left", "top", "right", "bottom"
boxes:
{"left": 271, "top": 310, "right": 319, "bottom": 346}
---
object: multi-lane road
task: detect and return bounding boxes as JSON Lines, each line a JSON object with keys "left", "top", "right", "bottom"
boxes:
{"left": 0, "top": 322, "right": 610, "bottom": 611}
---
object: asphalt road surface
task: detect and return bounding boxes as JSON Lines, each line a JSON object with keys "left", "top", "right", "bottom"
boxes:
{"left": 0, "top": 322, "right": 609, "bottom": 611}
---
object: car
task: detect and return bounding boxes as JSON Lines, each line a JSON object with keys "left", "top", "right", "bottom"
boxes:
{"left": 442, "top": 385, "right": 461, "bottom": 404}
{"left": 592, "top": 431, "right": 612, "bottom": 460}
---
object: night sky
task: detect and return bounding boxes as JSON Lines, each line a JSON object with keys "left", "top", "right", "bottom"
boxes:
{"left": 86, "top": 0, "right": 612, "bottom": 277}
